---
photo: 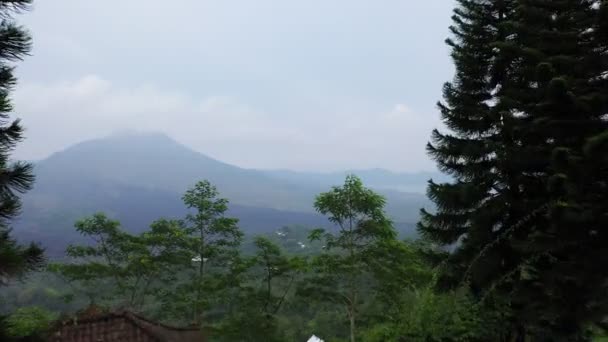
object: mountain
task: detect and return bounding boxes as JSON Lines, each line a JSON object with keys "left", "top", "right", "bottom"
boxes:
{"left": 14, "top": 132, "right": 428, "bottom": 256}
{"left": 32, "top": 132, "right": 309, "bottom": 211}
{"left": 259, "top": 168, "right": 450, "bottom": 193}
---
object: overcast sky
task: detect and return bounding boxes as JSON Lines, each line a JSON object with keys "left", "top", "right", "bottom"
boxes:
{"left": 13, "top": 0, "right": 455, "bottom": 172}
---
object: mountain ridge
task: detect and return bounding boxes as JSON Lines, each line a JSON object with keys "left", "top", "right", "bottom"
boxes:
{"left": 14, "top": 132, "right": 430, "bottom": 256}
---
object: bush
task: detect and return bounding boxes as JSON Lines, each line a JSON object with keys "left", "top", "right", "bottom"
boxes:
{"left": 5, "top": 307, "right": 58, "bottom": 340}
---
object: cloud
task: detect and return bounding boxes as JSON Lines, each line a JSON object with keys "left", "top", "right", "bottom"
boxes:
{"left": 13, "top": 75, "right": 438, "bottom": 172}
{"left": 11, "top": 0, "right": 455, "bottom": 172}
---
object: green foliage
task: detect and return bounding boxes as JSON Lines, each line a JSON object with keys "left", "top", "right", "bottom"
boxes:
{"left": 0, "top": 5, "right": 45, "bottom": 339}
{"left": 7, "top": 177, "right": 520, "bottom": 341}
{"left": 0, "top": 230, "right": 44, "bottom": 284}
{"left": 48, "top": 213, "right": 174, "bottom": 309}
{"left": 419, "top": 0, "right": 608, "bottom": 338}
{"left": 46, "top": 181, "right": 250, "bottom": 332}
{"left": 161, "top": 180, "right": 244, "bottom": 325}
{"left": 363, "top": 287, "right": 503, "bottom": 342}
{"left": 302, "top": 175, "right": 398, "bottom": 342}
{"left": 251, "top": 236, "right": 302, "bottom": 315}
{"left": 5, "top": 306, "right": 57, "bottom": 339}
{"left": 0, "top": 0, "right": 43, "bottom": 286}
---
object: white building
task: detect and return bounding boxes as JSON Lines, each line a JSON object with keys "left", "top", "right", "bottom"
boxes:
{"left": 307, "top": 335, "right": 324, "bottom": 342}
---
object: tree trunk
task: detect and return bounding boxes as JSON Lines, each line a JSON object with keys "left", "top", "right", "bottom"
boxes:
{"left": 195, "top": 225, "right": 205, "bottom": 325}
{"left": 349, "top": 307, "right": 356, "bottom": 342}
{"left": 510, "top": 325, "right": 526, "bottom": 342}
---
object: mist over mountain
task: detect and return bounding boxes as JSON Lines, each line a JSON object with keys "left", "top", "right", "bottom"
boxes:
{"left": 259, "top": 168, "right": 449, "bottom": 194}
{"left": 16, "top": 132, "right": 432, "bottom": 256}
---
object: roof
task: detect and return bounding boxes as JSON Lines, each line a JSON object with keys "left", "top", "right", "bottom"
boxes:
{"left": 50, "top": 307, "right": 205, "bottom": 342}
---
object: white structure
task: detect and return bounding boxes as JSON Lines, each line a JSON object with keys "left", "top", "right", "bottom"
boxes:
{"left": 191, "top": 256, "right": 208, "bottom": 263}
{"left": 307, "top": 335, "right": 324, "bottom": 342}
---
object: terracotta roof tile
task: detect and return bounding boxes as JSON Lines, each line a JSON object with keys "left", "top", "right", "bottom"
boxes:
{"left": 49, "top": 309, "right": 205, "bottom": 342}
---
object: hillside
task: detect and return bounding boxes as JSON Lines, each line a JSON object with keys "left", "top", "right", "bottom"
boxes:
{"left": 32, "top": 132, "right": 309, "bottom": 211}
{"left": 15, "top": 133, "right": 427, "bottom": 255}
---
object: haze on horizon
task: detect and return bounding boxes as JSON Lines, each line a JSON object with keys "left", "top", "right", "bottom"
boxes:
{"left": 13, "top": 0, "right": 454, "bottom": 172}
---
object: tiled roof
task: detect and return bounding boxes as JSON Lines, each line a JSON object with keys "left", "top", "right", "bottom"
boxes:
{"left": 49, "top": 308, "right": 204, "bottom": 342}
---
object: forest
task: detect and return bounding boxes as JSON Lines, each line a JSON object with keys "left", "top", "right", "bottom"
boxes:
{"left": 1, "top": 0, "right": 608, "bottom": 341}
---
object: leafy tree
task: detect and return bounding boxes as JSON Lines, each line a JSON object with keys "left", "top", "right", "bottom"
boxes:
{"left": 303, "top": 175, "right": 397, "bottom": 342}
{"left": 164, "top": 180, "right": 244, "bottom": 325}
{"left": 136, "top": 218, "right": 193, "bottom": 312}
{"left": 251, "top": 236, "right": 305, "bottom": 316}
{"left": 0, "top": 0, "right": 43, "bottom": 285}
{"left": 363, "top": 287, "right": 505, "bottom": 342}
{"left": 213, "top": 236, "right": 307, "bottom": 341}
{"left": 49, "top": 214, "right": 134, "bottom": 305}
{"left": 4, "top": 306, "right": 57, "bottom": 341}
{"left": 49, "top": 214, "right": 186, "bottom": 312}
{"left": 362, "top": 239, "right": 436, "bottom": 329}
{"left": 363, "top": 242, "right": 508, "bottom": 342}
{"left": 50, "top": 182, "right": 246, "bottom": 327}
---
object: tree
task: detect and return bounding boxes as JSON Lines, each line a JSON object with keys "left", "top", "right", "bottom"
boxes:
{"left": 252, "top": 236, "right": 304, "bottom": 316}
{"left": 213, "top": 236, "right": 305, "bottom": 342}
{"left": 3, "top": 306, "right": 57, "bottom": 341}
{"left": 363, "top": 287, "right": 505, "bottom": 342}
{"left": 51, "top": 182, "right": 246, "bottom": 327}
{"left": 416, "top": 0, "right": 535, "bottom": 337}
{"left": 418, "top": 0, "right": 515, "bottom": 292}
{"left": 362, "top": 239, "right": 435, "bottom": 328}
{"left": 166, "top": 180, "right": 244, "bottom": 326}
{"left": 137, "top": 218, "right": 195, "bottom": 313}
{"left": 49, "top": 214, "right": 187, "bottom": 312}
{"left": 0, "top": 0, "right": 43, "bottom": 285}
{"left": 420, "top": 0, "right": 608, "bottom": 338}
{"left": 49, "top": 214, "right": 127, "bottom": 305}
{"left": 492, "top": 1, "right": 608, "bottom": 337}
{"left": 303, "top": 175, "right": 397, "bottom": 342}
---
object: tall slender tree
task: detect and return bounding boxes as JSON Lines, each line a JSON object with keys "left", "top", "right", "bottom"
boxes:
{"left": 0, "top": 0, "right": 43, "bottom": 284}
{"left": 420, "top": 0, "right": 608, "bottom": 338}
{"left": 304, "top": 175, "right": 396, "bottom": 342}
{"left": 167, "top": 180, "right": 243, "bottom": 325}
{"left": 418, "top": 0, "right": 515, "bottom": 290}
{"left": 418, "top": 0, "right": 542, "bottom": 338}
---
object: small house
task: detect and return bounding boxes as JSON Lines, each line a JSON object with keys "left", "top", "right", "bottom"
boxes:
{"left": 49, "top": 307, "right": 204, "bottom": 342}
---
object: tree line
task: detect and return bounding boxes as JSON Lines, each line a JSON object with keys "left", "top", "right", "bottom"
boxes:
{"left": 5, "top": 177, "right": 502, "bottom": 341}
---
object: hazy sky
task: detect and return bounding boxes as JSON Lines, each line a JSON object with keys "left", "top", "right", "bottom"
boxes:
{"left": 13, "top": 0, "right": 455, "bottom": 172}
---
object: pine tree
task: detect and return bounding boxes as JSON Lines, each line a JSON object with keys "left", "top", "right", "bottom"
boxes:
{"left": 489, "top": 0, "right": 607, "bottom": 337}
{"left": 420, "top": 0, "right": 608, "bottom": 338}
{"left": 418, "top": 0, "right": 516, "bottom": 294}
{"left": 0, "top": 0, "right": 43, "bottom": 284}
{"left": 515, "top": 0, "right": 608, "bottom": 335}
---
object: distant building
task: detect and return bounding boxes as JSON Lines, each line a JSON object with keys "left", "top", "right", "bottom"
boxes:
{"left": 49, "top": 306, "right": 204, "bottom": 342}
